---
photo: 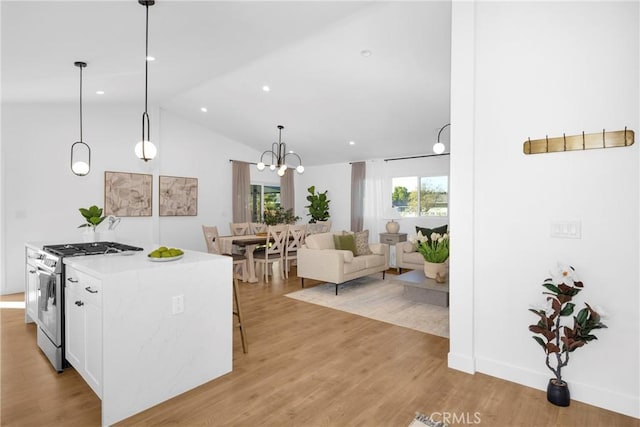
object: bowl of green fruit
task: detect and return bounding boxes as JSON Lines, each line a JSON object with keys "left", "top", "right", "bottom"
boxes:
{"left": 147, "top": 246, "right": 185, "bottom": 262}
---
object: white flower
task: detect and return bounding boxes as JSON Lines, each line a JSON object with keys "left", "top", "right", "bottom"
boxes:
{"left": 414, "top": 231, "right": 428, "bottom": 244}
{"left": 430, "top": 232, "right": 441, "bottom": 242}
{"left": 550, "top": 262, "right": 578, "bottom": 286}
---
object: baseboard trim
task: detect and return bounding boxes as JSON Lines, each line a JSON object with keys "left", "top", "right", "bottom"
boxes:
{"left": 447, "top": 351, "right": 476, "bottom": 374}
{"left": 476, "top": 356, "right": 640, "bottom": 419}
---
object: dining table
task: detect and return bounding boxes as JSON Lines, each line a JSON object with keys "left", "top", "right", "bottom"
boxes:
{"left": 218, "top": 234, "right": 270, "bottom": 283}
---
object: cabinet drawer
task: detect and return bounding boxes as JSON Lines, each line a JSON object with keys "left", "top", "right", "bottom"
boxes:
{"left": 66, "top": 268, "right": 102, "bottom": 307}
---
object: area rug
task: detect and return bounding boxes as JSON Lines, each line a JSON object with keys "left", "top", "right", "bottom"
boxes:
{"left": 285, "top": 276, "right": 449, "bottom": 338}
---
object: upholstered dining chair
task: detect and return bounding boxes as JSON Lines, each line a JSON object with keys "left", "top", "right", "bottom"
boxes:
{"left": 284, "top": 224, "right": 307, "bottom": 278}
{"left": 202, "top": 225, "right": 247, "bottom": 282}
{"left": 229, "top": 222, "right": 250, "bottom": 236}
{"left": 252, "top": 224, "right": 287, "bottom": 283}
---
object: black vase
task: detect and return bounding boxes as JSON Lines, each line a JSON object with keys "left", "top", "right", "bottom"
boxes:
{"left": 547, "top": 379, "right": 570, "bottom": 407}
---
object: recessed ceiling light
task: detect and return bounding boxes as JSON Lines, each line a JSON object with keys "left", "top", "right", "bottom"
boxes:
{"left": 349, "top": 141, "right": 356, "bottom": 146}
{"left": 360, "top": 50, "right": 372, "bottom": 57}
{"left": 146, "top": 56, "right": 155, "bottom": 61}
{"left": 96, "top": 90, "right": 105, "bottom": 95}
{"left": 200, "top": 107, "right": 208, "bottom": 112}
{"left": 262, "top": 85, "right": 270, "bottom": 92}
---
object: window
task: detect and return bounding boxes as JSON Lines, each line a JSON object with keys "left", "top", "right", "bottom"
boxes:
{"left": 391, "top": 176, "right": 448, "bottom": 217}
{"left": 250, "top": 184, "right": 281, "bottom": 222}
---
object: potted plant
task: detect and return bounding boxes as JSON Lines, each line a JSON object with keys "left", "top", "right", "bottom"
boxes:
{"left": 528, "top": 264, "right": 607, "bottom": 406}
{"left": 305, "top": 186, "right": 330, "bottom": 223}
{"left": 263, "top": 207, "right": 300, "bottom": 226}
{"left": 414, "top": 230, "right": 449, "bottom": 280}
{"left": 78, "top": 205, "right": 106, "bottom": 242}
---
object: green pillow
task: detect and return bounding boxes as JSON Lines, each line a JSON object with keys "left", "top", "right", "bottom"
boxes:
{"left": 333, "top": 234, "right": 356, "bottom": 255}
{"left": 416, "top": 224, "right": 448, "bottom": 242}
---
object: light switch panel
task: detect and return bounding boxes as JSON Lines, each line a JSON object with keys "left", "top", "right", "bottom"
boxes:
{"left": 550, "top": 220, "right": 582, "bottom": 239}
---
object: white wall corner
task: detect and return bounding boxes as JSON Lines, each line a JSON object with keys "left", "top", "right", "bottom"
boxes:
{"left": 448, "top": 352, "right": 476, "bottom": 374}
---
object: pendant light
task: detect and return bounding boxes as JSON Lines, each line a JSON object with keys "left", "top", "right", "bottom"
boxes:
{"left": 135, "top": 0, "right": 157, "bottom": 161}
{"left": 71, "top": 61, "right": 91, "bottom": 176}
{"left": 433, "top": 123, "right": 450, "bottom": 155}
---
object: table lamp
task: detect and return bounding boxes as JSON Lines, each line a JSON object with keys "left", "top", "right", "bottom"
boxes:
{"left": 384, "top": 207, "right": 402, "bottom": 233}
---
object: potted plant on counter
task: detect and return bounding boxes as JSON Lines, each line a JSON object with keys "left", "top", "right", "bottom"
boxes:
{"left": 78, "top": 205, "right": 106, "bottom": 242}
{"left": 528, "top": 264, "right": 607, "bottom": 407}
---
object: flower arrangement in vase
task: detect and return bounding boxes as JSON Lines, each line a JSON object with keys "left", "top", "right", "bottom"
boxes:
{"left": 414, "top": 231, "right": 449, "bottom": 279}
{"left": 528, "top": 264, "right": 607, "bottom": 406}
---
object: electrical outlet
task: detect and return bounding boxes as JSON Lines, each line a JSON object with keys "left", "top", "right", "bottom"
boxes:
{"left": 172, "top": 295, "right": 184, "bottom": 314}
{"left": 550, "top": 220, "right": 582, "bottom": 239}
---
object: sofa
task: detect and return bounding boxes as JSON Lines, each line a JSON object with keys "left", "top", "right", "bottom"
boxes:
{"left": 396, "top": 224, "right": 449, "bottom": 272}
{"left": 396, "top": 241, "right": 425, "bottom": 272}
{"left": 297, "top": 232, "right": 389, "bottom": 295}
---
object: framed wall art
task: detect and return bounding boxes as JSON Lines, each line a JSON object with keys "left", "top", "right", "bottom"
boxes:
{"left": 159, "top": 175, "right": 198, "bottom": 216}
{"left": 104, "top": 171, "right": 153, "bottom": 217}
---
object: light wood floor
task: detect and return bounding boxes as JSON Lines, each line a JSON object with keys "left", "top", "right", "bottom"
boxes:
{"left": 1, "top": 269, "right": 637, "bottom": 426}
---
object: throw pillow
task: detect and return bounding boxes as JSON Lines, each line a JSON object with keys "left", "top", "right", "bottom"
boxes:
{"left": 353, "top": 230, "right": 373, "bottom": 256}
{"left": 415, "top": 224, "right": 448, "bottom": 242}
{"left": 333, "top": 234, "right": 356, "bottom": 255}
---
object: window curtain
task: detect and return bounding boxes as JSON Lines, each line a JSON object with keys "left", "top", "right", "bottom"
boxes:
{"left": 231, "top": 161, "right": 251, "bottom": 222}
{"left": 280, "top": 168, "right": 295, "bottom": 213}
{"left": 350, "top": 161, "right": 366, "bottom": 231}
{"left": 363, "top": 159, "right": 388, "bottom": 238}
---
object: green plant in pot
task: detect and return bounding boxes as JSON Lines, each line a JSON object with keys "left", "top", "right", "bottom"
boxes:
{"left": 528, "top": 264, "right": 607, "bottom": 407}
{"left": 78, "top": 205, "right": 106, "bottom": 231}
{"left": 263, "top": 207, "right": 300, "bottom": 226}
{"left": 305, "top": 186, "right": 330, "bottom": 223}
{"left": 414, "top": 230, "right": 449, "bottom": 280}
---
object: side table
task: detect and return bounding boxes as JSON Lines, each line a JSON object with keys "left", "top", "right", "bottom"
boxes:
{"left": 379, "top": 233, "right": 407, "bottom": 269}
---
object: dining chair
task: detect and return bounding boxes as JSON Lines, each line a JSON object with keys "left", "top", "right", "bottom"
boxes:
{"left": 229, "top": 222, "right": 250, "bottom": 236}
{"left": 252, "top": 224, "right": 287, "bottom": 283}
{"left": 250, "top": 222, "right": 268, "bottom": 235}
{"left": 202, "top": 225, "right": 247, "bottom": 282}
{"left": 284, "top": 224, "right": 307, "bottom": 278}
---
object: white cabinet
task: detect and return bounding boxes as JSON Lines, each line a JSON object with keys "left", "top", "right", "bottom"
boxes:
{"left": 64, "top": 266, "right": 103, "bottom": 398}
{"left": 25, "top": 248, "right": 40, "bottom": 324}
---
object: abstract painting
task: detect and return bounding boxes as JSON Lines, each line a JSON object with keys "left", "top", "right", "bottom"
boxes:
{"left": 104, "top": 171, "right": 153, "bottom": 217}
{"left": 159, "top": 175, "right": 198, "bottom": 216}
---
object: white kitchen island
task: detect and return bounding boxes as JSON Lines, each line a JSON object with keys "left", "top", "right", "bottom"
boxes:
{"left": 63, "top": 246, "right": 232, "bottom": 426}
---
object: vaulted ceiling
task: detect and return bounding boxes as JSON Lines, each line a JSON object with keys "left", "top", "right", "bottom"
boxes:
{"left": 1, "top": 1, "right": 451, "bottom": 166}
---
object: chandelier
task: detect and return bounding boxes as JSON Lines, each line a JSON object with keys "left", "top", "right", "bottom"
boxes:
{"left": 256, "top": 125, "right": 304, "bottom": 176}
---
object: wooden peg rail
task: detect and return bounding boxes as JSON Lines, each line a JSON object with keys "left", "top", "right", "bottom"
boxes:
{"left": 523, "top": 128, "right": 634, "bottom": 155}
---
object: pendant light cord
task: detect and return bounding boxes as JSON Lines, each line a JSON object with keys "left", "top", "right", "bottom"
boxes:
{"left": 79, "top": 64, "right": 83, "bottom": 141}
{"left": 144, "top": 2, "right": 149, "bottom": 115}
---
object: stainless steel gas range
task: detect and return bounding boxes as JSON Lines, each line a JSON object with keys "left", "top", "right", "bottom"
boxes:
{"left": 32, "top": 242, "right": 143, "bottom": 372}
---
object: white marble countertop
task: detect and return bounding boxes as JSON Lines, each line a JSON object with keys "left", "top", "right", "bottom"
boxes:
{"left": 63, "top": 245, "right": 223, "bottom": 277}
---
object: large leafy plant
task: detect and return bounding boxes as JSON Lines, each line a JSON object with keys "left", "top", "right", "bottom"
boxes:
{"left": 263, "top": 207, "right": 300, "bottom": 226}
{"left": 78, "top": 205, "right": 106, "bottom": 229}
{"left": 415, "top": 231, "right": 449, "bottom": 263}
{"left": 528, "top": 264, "right": 607, "bottom": 386}
{"left": 305, "top": 186, "right": 330, "bottom": 223}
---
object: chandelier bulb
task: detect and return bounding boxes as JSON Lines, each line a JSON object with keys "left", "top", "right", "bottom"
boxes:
{"left": 296, "top": 165, "right": 305, "bottom": 174}
{"left": 257, "top": 162, "right": 266, "bottom": 171}
{"left": 433, "top": 142, "right": 446, "bottom": 154}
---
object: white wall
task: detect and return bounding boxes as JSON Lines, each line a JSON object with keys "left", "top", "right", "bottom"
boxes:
{"left": 1, "top": 104, "right": 262, "bottom": 295}
{"left": 450, "top": 1, "right": 639, "bottom": 418}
